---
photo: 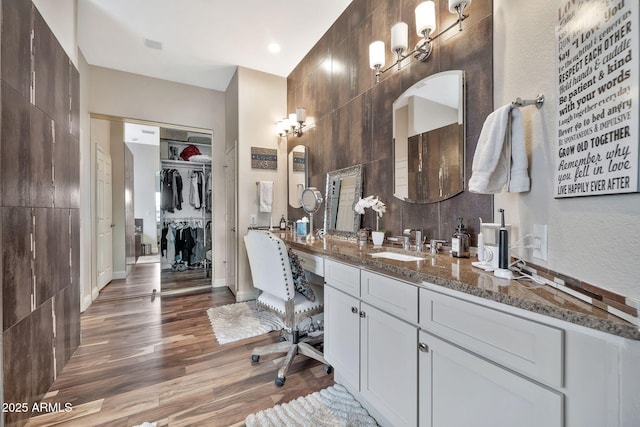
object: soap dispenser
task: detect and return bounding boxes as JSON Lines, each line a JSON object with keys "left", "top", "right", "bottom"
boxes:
{"left": 279, "top": 214, "right": 287, "bottom": 230}
{"left": 451, "top": 217, "right": 470, "bottom": 258}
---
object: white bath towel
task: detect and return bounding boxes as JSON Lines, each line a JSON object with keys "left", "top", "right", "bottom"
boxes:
{"left": 468, "top": 104, "right": 530, "bottom": 193}
{"left": 258, "top": 180, "right": 273, "bottom": 212}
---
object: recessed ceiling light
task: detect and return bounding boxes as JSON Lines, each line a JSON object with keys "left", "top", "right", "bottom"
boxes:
{"left": 268, "top": 43, "right": 281, "bottom": 53}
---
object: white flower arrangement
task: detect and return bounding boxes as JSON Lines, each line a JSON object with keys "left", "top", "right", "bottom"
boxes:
{"left": 354, "top": 195, "right": 386, "bottom": 231}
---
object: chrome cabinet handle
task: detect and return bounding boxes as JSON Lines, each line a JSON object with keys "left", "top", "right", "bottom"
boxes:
{"left": 351, "top": 306, "right": 358, "bottom": 314}
{"left": 418, "top": 342, "right": 429, "bottom": 353}
{"left": 359, "top": 311, "right": 366, "bottom": 318}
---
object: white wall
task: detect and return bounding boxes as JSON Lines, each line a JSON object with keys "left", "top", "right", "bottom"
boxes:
{"left": 126, "top": 143, "right": 160, "bottom": 252}
{"left": 494, "top": 0, "right": 640, "bottom": 302}
{"left": 235, "top": 67, "right": 287, "bottom": 301}
{"left": 85, "top": 64, "right": 227, "bottom": 289}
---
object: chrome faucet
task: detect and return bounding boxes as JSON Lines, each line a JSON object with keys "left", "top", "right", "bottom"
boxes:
{"left": 430, "top": 239, "right": 447, "bottom": 254}
{"left": 403, "top": 229, "right": 425, "bottom": 251}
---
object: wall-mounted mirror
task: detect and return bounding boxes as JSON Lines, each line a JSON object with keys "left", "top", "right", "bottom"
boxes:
{"left": 288, "top": 145, "right": 308, "bottom": 208}
{"left": 393, "top": 70, "right": 465, "bottom": 203}
{"left": 324, "top": 164, "right": 363, "bottom": 238}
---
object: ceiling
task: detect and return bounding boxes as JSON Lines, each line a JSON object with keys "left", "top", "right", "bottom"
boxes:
{"left": 78, "top": 0, "right": 353, "bottom": 92}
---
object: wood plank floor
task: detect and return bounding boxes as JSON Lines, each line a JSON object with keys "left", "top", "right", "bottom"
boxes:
{"left": 26, "top": 263, "right": 334, "bottom": 427}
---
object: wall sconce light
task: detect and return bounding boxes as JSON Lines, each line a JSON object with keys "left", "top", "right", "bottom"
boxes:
{"left": 278, "top": 107, "right": 307, "bottom": 137}
{"left": 369, "top": 0, "right": 472, "bottom": 82}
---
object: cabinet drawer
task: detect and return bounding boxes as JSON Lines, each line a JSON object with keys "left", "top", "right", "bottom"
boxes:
{"left": 292, "top": 249, "right": 324, "bottom": 277}
{"left": 325, "top": 259, "right": 360, "bottom": 297}
{"left": 361, "top": 271, "right": 418, "bottom": 323}
{"left": 420, "top": 288, "right": 563, "bottom": 388}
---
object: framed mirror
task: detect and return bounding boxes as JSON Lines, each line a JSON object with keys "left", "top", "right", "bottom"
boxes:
{"left": 288, "top": 145, "right": 308, "bottom": 208}
{"left": 324, "top": 164, "right": 363, "bottom": 238}
{"left": 393, "top": 70, "right": 465, "bottom": 203}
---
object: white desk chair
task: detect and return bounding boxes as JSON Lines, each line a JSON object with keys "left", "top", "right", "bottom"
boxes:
{"left": 244, "top": 230, "right": 331, "bottom": 386}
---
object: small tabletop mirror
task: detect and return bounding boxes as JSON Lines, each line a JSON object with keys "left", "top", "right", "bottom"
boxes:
{"left": 301, "top": 187, "right": 323, "bottom": 241}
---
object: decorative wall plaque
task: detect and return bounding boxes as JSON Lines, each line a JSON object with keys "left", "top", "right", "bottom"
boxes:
{"left": 251, "top": 147, "right": 277, "bottom": 170}
{"left": 555, "top": 0, "right": 638, "bottom": 198}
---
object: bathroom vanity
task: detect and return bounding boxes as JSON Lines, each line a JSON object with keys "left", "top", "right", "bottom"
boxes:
{"left": 285, "top": 234, "right": 640, "bottom": 427}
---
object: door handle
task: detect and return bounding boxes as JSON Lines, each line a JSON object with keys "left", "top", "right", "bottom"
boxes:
{"left": 359, "top": 311, "right": 366, "bottom": 318}
{"left": 351, "top": 306, "right": 358, "bottom": 314}
{"left": 231, "top": 227, "right": 236, "bottom": 232}
{"left": 418, "top": 342, "right": 429, "bottom": 353}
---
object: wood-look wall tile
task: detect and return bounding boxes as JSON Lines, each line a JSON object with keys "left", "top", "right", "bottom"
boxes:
{"left": 30, "top": 106, "right": 54, "bottom": 208}
{"left": 33, "top": 7, "right": 69, "bottom": 125}
{"left": 1, "top": 0, "right": 32, "bottom": 99}
{"left": 69, "top": 137, "right": 81, "bottom": 208}
{"left": 288, "top": 0, "right": 493, "bottom": 238}
{"left": 53, "top": 126, "right": 70, "bottom": 208}
{"left": 31, "top": 299, "right": 54, "bottom": 404}
{"left": 1, "top": 82, "right": 31, "bottom": 207}
{"left": 70, "top": 65, "right": 81, "bottom": 138}
{"left": 34, "top": 208, "right": 70, "bottom": 305}
{"left": 3, "top": 314, "right": 33, "bottom": 427}
{"left": 1, "top": 207, "right": 32, "bottom": 331}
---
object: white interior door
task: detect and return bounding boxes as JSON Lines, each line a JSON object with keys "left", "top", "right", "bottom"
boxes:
{"left": 224, "top": 143, "right": 237, "bottom": 295}
{"left": 97, "top": 146, "right": 113, "bottom": 290}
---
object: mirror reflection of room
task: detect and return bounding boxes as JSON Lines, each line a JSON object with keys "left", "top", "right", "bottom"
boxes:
{"left": 393, "top": 70, "right": 465, "bottom": 204}
{"left": 158, "top": 127, "right": 214, "bottom": 292}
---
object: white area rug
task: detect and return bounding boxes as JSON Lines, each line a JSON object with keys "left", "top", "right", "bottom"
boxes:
{"left": 136, "top": 254, "right": 160, "bottom": 264}
{"left": 245, "top": 384, "right": 378, "bottom": 427}
{"left": 206, "top": 302, "right": 284, "bottom": 345}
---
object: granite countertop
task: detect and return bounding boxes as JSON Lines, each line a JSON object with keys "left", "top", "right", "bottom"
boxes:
{"left": 281, "top": 233, "right": 640, "bottom": 341}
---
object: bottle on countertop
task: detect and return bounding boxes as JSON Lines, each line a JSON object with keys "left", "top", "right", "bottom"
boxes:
{"left": 451, "top": 217, "right": 470, "bottom": 258}
{"left": 279, "top": 214, "right": 287, "bottom": 230}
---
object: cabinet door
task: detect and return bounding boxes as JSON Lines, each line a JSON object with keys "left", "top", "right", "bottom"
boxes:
{"left": 361, "top": 303, "right": 417, "bottom": 427}
{"left": 324, "top": 285, "right": 360, "bottom": 390}
{"left": 419, "top": 331, "right": 563, "bottom": 427}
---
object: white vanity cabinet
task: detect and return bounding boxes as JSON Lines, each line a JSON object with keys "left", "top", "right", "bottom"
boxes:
{"left": 324, "top": 259, "right": 418, "bottom": 427}
{"left": 318, "top": 252, "right": 640, "bottom": 427}
{"left": 418, "top": 287, "right": 563, "bottom": 427}
{"left": 418, "top": 330, "right": 563, "bottom": 427}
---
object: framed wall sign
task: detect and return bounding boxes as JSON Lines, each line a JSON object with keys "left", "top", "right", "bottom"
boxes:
{"left": 251, "top": 147, "right": 277, "bottom": 170}
{"left": 555, "top": 0, "right": 639, "bottom": 198}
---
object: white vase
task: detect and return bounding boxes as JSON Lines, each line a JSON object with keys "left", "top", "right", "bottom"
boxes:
{"left": 371, "top": 231, "right": 385, "bottom": 246}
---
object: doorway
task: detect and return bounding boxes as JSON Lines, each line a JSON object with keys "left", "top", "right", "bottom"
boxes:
{"left": 89, "top": 114, "right": 215, "bottom": 302}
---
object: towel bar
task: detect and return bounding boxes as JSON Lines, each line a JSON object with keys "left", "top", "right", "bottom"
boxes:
{"left": 512, "top": 94, "right": 544, "bottom": 109}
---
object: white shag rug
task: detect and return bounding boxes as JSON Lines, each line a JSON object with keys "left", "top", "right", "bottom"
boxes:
{"left": 206, "top": 302, "right": 284, "bottom": 345}
{"left": 245, "top": 384, "right": 378, "bottom": 427}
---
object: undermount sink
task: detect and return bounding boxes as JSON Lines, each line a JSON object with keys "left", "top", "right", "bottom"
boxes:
{"left": 370, "top": 251, "right": 426, "bottom": 262}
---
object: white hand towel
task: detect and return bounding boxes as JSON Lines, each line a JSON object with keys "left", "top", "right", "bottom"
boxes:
{"left": 469, "top": 105, "right": 529, "bottom": 193}
{"left": 507, "top": 108, "right": 530, "bottom": 192}
{"left": 258, "top": 181, "right": 273, "bottom": 213}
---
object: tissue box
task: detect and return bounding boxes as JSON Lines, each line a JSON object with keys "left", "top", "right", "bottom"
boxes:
{"left": 297, "top": 222, "right": 308, "bottom": 236}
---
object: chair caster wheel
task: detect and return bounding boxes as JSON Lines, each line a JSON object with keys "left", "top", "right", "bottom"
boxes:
{"left": 251, "top": 355, "right": 260, "bottom": 363}
{"left": 275, "top": 376, "right": 286, "bottom": 387}
{"left": 323, "top": 364, "right": 333, "bottom": 374}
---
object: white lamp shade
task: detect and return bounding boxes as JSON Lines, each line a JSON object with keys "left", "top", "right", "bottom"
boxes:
{"left": 369, "top": 41, "right": 386, "bottom": 69}
{"left": 448, "top": 0, "right": 471, "bottom": 13}
{"left": 415, "top": 1, "right": 436, "bottom": 36}
{"left": 296, "top": 107, "right": 306, "bottom": 122}
{"left": 391, "top": 22, "right": 409, "bottom": 53}
{"left": 289, "top": 113, "right": 297, "bottom": 125}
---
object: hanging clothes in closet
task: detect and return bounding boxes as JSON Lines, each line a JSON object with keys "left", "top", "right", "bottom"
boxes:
{"left": 161, "top": 169, "right": 183, "bottom": 213}
{"left": 160, "top": 219, "right": 207, "bottom": 271}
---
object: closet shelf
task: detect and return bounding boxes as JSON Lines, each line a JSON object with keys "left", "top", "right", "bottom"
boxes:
{"left": 160, "top": 138, "right": 211, "bottom": 148}
{"left": 160, "top": 159, "right": 211, "bottom": 168}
